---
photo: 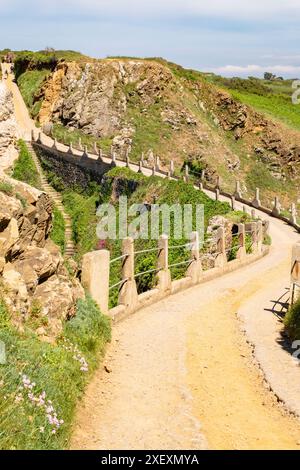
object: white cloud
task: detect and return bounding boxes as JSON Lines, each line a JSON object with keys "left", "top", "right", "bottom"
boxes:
{"left": 5, "top": 0, "right": 300, "bottom": 20}
{"left": 208, "top": 64, "right": 300, "bottom": 77}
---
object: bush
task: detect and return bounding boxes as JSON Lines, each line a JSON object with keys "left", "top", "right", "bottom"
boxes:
{"left": 284, "top": 298, "right": 300, "bottom": 341}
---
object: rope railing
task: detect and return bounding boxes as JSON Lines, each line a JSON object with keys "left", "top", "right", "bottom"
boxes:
{"left": 168, "top": 259, "right": 192, "bottom": 269}
{"left": 110, "top": 254, "right": 129, "bottom": 264}
{"left": 109, "top": 278, "right": 128, "bottom": 291}
{"left": 134, "top": 267, "right": 160, "bottom": 279}
{"left": 134, "top": 247, "right": 161, "bottom": 256}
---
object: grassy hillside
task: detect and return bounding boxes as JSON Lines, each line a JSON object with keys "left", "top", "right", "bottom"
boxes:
{"left": 206, "top": 74, "right": 300, "bottom": 130}
{"left": 0, "top": 293, "right": 110, "bottom": 450}
{"left": 14, "top": 54, "right": 300, "bottom": 212}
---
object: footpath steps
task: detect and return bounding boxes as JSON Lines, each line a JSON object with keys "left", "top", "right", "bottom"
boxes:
{"left": 26, "top": 141, "right": 75, "bottom": 257}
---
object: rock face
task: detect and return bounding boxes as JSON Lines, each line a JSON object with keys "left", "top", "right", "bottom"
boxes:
{"left": 0, "top": 179, "right": 84, "bottom": 338}
{"left": 0, "top": 82, "right": 18, "bottom": 172}
{"left": 35, "top": 57, "right": 300, "bottom": 195}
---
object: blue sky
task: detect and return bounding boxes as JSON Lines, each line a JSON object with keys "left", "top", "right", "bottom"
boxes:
{"left": 2, "top": 0, "right": 300, "bottom": 78}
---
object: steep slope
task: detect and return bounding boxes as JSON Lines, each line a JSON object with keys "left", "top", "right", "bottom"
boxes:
{"left": 16, "top": 55, "right": 300, "bottom": 208}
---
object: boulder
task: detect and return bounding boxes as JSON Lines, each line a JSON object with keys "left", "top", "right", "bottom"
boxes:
{"left": 32, "top": 275, "right": 84, "bottom": 335}
{"left": 13, "top": 246, "right": 61, "bottom": 289}
{"left": 0, "top": 218, "right": 19, "bottom": 257}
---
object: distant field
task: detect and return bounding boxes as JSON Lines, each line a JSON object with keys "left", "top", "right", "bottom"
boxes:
{"left": 206, "top": 74, "right": 300, "bottom": 130}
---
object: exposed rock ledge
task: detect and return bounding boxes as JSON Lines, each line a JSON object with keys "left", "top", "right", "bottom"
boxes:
{"left": 0, "top": 81, "right": 18, "bottom": 173}
{"left": 0, "top": 178, "right": 84, "bottom": 340}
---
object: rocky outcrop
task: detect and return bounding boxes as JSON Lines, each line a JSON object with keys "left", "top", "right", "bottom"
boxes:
{"left": 0, "top": 179, "right": 84, "bottom": 338}
{"left": 0, "top": 82, "right": 18, "bottom": 172}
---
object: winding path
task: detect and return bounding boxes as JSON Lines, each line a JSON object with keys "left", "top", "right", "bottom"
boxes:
{"left": 3, "top": 63, "right": 300, "bottom": 450}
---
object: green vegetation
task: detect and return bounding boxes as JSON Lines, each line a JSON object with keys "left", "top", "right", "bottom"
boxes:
{"left": 0, "top": 181, "right": 14, "bottom": 196}
{"left": 206, "top": 74, "right": 300, "bottom": 130}
{"left": 0, "top": 295, "right": 111, "bottom": 450}
{"left": 12, "top": 140, "right": 41, "bottom": 189}
{"left": 17, "top": 70, "right": 50, "bottom": 118}
{"left": 52, "top": 123, "right": 113, "bottom": 155}
{"left": 102, "top": 167, "right": 233, "bottom": 307}
{"left": 284, "top": 298, "right": 300, "bottom": 341}
{"left": 50, "top": 208, "right": 66, "bottom": 254}
{"left": 62, "top": 191, "right": 99, "bottom": 261}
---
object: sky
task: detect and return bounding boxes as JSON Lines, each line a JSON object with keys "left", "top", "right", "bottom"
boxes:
{"left": 1, "top": 0, "right": 300, "bottom": 78}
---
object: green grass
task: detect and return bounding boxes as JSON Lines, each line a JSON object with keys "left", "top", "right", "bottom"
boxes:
{"left": 103, "top": 167, "right": 236, "bottom": 307}
{"left": 12, "top": 140, "right": 41, "bottom": 189}
{"left": 0, "top": 295, "right": 111, "bottom": 450}
{"left": 231, "top": 90, "right": 300, "bottom": 131}
{"left": 17, "top": 70, "right": 50, "bottom": 118}
{"left": 284, "top": 298, "right": 300, "bottom": 341}
{"left": 62, "top": 191, "right": 100, "bottom": 261}
{"left": 50, "top": 207, "right": 66, "bottom": 254}
{"left": 0, "top": 181, "right": 14, "bottom": 196}
{"left": 52, "top": 123, "right": 113, "bottom": 154}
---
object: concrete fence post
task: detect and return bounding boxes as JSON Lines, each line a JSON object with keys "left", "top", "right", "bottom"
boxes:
{"left": 68, "top": 142, "right": 73, "bottom": 155}
{"left": 157, "top": 234, "right": 172, "bottom": 294}
{"left": 199, "top": 182, "right": 204, "bottom": 191}
{"left": 98, "top": 149, "right": 103, "bottom": 162}
{"left": 250, "top": 222, "right": 258, "bottom": 254}
{"left": 256, "top": 220, "right": 263, "bottom": 253}
{"left": 31, "top": 129, "right": 35, "bottom": 142}
{"left": 253, "top": 188, "right": 261, "bottom": 208}
{"left": 83, "top": 145, "right": 88, "bottom": 158}
{"left": 118, "top": 237, "right": 138, "bottom": 309}
{"left": 237, "top": 223, "right": 246, "bottom": 260}
{"left": 156, "top": 156, "right": 160, "bottom": 171}
{"left": 93, "top": 143, "right": 98, "bottom": 155}
{"left": 216, "top": 176, "right": 220, "bottom": 190}
{"left": 231, "top": 196, "right": 236, "bottom": 211}
{"left": 234, "top": 181, "right": 242, "bottom": 199}
{"left": 243, "top": 205, "right": 247, "bottom": 214}
{"left": 290, "top": 243, "right": 300, "bottom": 304}
{"left": 291, "top": 203, "right": 297, "bottom": 225}
{"left": 126, "top": 154, "right": 130, "bottom": 168}
{"left": 138, "top": 160, "right": 143, "bottom": 173}
{"left": 272, "top": 196, "right": 281, "bottom": 217}
{"left": 251, "top": 209, "right": 256, "bottom": 219}
{"left": 141, "top": 153, "right": 145, "bottom": 166}
{"left": 111, "top": 152, "right": 116, "bottom": 167}
{"left": 152, "top": 165, "right": 156, "bottom": 176}
{"left": 52, "top": 138, "right": 58, "bottom": 150}
{"left": 201, "top": 169, "right": 206, "bottom": 181}
{"left": 37, "top": 131, "right": 42, "bottom": 144}
{"left": 215, "top": 226, "right": 227, "bottom": 268}
{"left": 185, "top": 164, "right": 189, "bottom": 182}
{"left": 187, "top": 231, "right": 203, "bottom": 284}
{"left": 170, "top": 160, "right": 174, "bottom": 176}
{"left": 78, "top": 138, "right": 83, "bottom": 151}
{"left": 215, "top": 188, "right": 220, "bottom": 201}
{"left": 81, "top": 250, "right": 110, "bottom": 314}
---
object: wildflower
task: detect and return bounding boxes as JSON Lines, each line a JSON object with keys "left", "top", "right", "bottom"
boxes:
{"left": 39, "top": 426, "right": 45, "bottom": 434}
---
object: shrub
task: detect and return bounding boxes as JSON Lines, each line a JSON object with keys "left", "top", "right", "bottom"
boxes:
{"left": 284, "top": 298, "right": 300, "bottom": 341}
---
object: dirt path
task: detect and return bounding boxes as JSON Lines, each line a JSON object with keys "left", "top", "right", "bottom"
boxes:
{"left": 5, "top": 62, "right": 300, "bottom": 450}
{"left": 71, "top": 214, "right": 300, "bottom": 450}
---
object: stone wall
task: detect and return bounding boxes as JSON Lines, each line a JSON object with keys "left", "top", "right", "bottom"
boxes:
{"left": 33, "top": 143, "right": 112, "bottom": 190}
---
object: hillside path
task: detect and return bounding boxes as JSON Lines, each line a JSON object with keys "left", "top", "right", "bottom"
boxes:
{"left": 4, "top": 61, "right": 300, "bottom": 450}
{"left": 71, "top": 208, "right": 300, "bottom": 450}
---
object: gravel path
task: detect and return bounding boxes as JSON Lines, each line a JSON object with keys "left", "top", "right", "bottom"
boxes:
{"left": 71, "top": 214, "right": 300, "bottom": 450}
